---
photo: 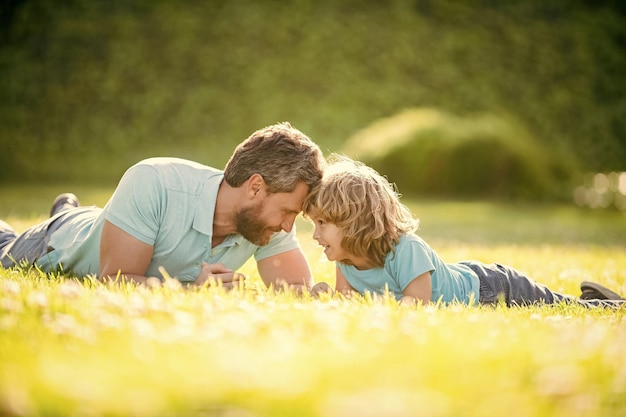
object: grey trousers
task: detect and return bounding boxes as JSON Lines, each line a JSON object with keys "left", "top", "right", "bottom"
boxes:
{"left": 0, "top": 210, "right": 77, "bottom": 269}
{"left": 461, "top": 261, "right": 625, "bottom": 309}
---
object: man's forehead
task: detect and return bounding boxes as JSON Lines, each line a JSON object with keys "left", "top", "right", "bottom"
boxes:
{"left": 279, "top": 182, "right": 309, "bottom": 208}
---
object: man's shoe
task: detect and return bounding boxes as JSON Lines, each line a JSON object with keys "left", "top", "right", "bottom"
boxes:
{"left": 49, "top": 193, "right": 80, "bottom": 217}
{"left": 580, "top": 281, "right": 625, "bottom": 300}
{"left": 0, "top": 220, "right": 17, "bottom": 246}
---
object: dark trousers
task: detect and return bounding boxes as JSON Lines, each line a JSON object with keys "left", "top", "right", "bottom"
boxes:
{"left": 461, "top": 261, "right": 625, "bottom": 309}
{"left": 0, "top": 211, "right": 76, "bottom": 269}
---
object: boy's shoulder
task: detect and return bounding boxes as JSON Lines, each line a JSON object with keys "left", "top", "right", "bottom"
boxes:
{"left": 390, "top": 233, "right": 436, "bottom": 262}
{"left": 397, "top": 233, "right": 425, "bottom": 246}
{"left": 390, "top": 233, "right": 429, "bottom": 258}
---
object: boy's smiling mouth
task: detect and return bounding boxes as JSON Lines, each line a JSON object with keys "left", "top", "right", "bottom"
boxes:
{"left": 317, "top": 242, "right": 331, "bottom": 253}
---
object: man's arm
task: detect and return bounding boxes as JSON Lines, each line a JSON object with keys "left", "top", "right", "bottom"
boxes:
{"left": 100, "top": 221, "right": 242, "bottom": 287}
{"left": 99, "top": 220, "right": 154, "bottom": 284}
{"left": 256, "top": 248, "right": 314, "bottom": 290}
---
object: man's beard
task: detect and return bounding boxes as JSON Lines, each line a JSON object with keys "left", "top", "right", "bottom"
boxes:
{"left": 233, "top": 202, "right": 279, "bottom": 246}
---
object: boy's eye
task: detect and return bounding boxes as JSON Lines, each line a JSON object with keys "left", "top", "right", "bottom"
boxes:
{"left": 316, "top": 219, "right": 325, "bottom": 226}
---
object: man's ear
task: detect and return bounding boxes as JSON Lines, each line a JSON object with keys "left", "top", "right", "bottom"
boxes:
{"left": 247, "top": 173, "right": 266, "bottom": 198}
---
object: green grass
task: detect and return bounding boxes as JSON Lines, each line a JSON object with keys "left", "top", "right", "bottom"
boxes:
{"left": 1, "top": 186, "right": 626, "bottom": 416}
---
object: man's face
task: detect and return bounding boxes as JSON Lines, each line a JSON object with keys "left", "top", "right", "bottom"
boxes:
{"left": 234, "top": 181, "right": 309, "bottom": 246}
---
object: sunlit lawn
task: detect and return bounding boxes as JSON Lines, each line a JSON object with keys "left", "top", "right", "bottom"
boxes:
{"left": 1, "top": 186, "right": 625, "bottom": 417}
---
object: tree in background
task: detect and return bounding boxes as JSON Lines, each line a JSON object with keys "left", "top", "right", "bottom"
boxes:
{"left": 1, "top": 0, "right": 625, "bottom": 192}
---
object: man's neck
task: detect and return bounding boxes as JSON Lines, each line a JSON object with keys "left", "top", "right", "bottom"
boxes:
{"left": 212, "top": 180, "right": 240, "bottom": 241}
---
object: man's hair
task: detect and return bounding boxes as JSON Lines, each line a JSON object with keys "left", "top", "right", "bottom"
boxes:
{"left": 303, "top": 155, "right": 419, "bottom": 267}
{"left": 224, "top": 122, "right": 325, "bottom": 193}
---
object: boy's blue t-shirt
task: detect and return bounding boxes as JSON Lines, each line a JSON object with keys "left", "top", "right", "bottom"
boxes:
{"left": 338, "top": 234, "right": 480, "bottom": 305}
{"left": 36, "top": 157, "right": 301, "bottom": 281}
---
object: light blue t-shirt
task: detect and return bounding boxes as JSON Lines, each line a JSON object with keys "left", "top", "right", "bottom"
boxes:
{"left": 338, "top": 234, "right": 480, "bottom": 305}
{"left": 36, "top": 157, "right": 301, "bottom": 282}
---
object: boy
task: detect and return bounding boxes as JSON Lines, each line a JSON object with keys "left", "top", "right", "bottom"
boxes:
{"left": 305, "top": 156, "right": 624, "bottom": 308}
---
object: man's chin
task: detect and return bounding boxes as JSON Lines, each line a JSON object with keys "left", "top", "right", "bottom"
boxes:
{"left": 253, "top": 237, "right": 271, "bottom": 246}
{"left": 260, "top": 228, "right": 283, "bottom": 245}
{"left": 243, "top": 231, "right": 273, "bottom": 246}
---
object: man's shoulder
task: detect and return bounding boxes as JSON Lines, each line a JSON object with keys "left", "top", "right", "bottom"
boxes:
{"left": 135, "top": 157, "right": 215, "bottom": 171}
{"left": 128, "top": 158, "right": 223, "bottom": 182}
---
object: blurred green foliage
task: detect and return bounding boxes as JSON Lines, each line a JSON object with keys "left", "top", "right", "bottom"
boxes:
{"left": 1, "top": 0, "right": 625, "bottom": 184}
{"left": 342, "top": 108, "right": 577, "bottom": 200}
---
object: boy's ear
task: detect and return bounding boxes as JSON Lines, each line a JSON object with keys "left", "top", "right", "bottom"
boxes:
{"left": 247, "top": 173, "right": 266, "bottom": 198}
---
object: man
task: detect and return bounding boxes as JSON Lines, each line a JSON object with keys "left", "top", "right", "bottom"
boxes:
{"left": 0, "top": 122, "right": 326, "bottom": 290}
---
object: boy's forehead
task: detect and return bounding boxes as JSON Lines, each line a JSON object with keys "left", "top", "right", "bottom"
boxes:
{"left": 309, "top": 210, "right": 331, "bottom": 222}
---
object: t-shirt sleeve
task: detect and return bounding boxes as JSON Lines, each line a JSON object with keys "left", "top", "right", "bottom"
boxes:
{"left": 104, "top": 163, "right": 163, "bottom": 246}
{"left": 390, "top": 238, "right": 435, "bottom": 292}
{"left": 253, "top": 225, "right": 301, "bottom": 261}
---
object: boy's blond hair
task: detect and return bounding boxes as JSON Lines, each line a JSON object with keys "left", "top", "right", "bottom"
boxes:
{"left": 303, "top": 155, "right": 419, "bottom": 267}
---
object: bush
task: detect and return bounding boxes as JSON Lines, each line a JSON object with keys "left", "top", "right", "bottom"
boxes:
{"left": 342, "top": 108, "right": 577, "bottom": 200}
{"left": 1, "top": 0, "right": 625, "bottom": 183}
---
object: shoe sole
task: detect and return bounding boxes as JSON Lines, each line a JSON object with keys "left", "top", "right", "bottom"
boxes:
{"left": 50, "top": 193, "right": 81, "bottom": 217}
{"left": 580, "top": 281, "right": 625, "bottom": 301}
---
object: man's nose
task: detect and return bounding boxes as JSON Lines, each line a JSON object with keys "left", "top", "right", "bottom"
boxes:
{"left": 281, "top": 214, "right": 297, "bottom": 233}
{"left": 281, "top": 222, "right": 294, "bottom": 233}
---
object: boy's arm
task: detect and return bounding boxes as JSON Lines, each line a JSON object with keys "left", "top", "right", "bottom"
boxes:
{"left": 257, "top": 248, "right": 314, "bottom": 291}
{"left": 401, "top": 271, "right": 433, "bottom": 306}
{"left": 309, "top": 267, "right": 355, "bottom": 298}
{"left": 335, "top": 266, "right": 357, "bottom": 295}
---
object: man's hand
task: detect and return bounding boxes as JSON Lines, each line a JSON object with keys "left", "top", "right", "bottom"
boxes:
{"left": 194, "top": 262, "right": 246, "bottom": 289}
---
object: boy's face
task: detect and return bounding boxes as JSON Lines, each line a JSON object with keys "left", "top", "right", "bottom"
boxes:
{"left": 310, "top": 216, "right": 352, "bottom": 264}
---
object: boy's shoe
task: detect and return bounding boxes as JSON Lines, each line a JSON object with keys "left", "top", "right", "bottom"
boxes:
{"left": 580, "top": 281, "right": 625, "bottom": 300}
{"left": 49, "top": 193, "right": 80, "bottom": 217}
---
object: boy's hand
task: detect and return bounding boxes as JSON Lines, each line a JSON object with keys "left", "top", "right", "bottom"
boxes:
{"left": 400, "top": 295, "right": 418, "bottom": 307}
{"left": 310, "top": 282, "right": 334, "bottom": 298}
{"left": 195, "top": 262, "right": 246, "bottom": 289}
